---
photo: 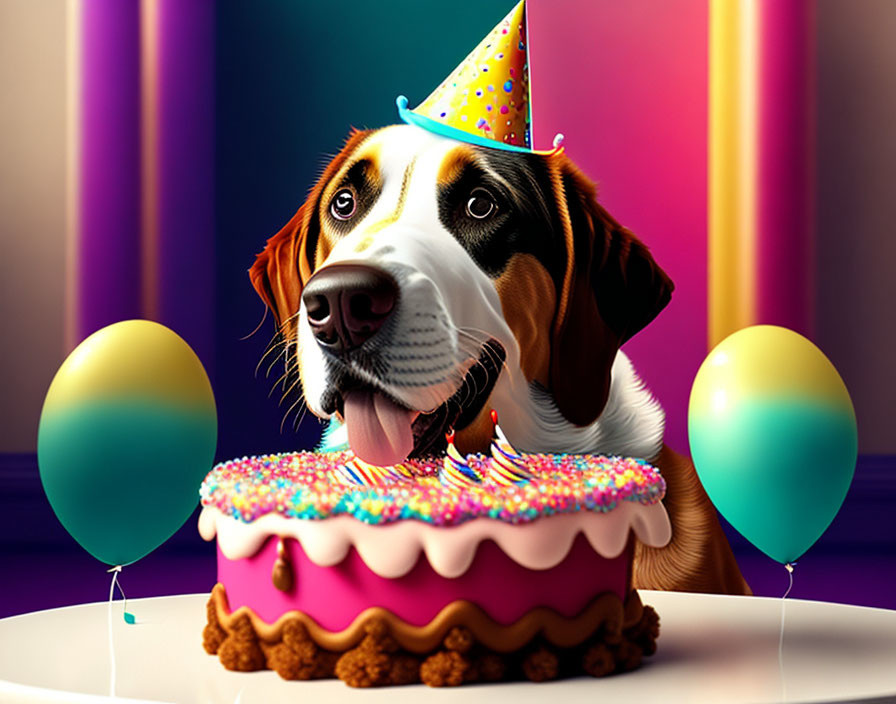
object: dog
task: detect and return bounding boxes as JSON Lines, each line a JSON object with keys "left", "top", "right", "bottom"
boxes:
{"left": 249, "top": 125, "right": 750, "bottom": 595}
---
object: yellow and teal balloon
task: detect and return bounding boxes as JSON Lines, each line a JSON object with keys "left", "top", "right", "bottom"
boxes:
{"left": 689, "top": 325, "right": 857, "bottom": 564}
{"left": 38, "top": 320, "right": 217, "bottom": 566}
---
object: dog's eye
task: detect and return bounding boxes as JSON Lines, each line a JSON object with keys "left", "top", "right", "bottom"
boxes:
{"left": 330, "top": 188, "right": 357, "bottom": 220}
{"left": 465, "top": 188, "right": 497, "bottom": 220}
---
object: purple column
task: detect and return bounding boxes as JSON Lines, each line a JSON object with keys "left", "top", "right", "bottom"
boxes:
{"left": 154, "top": 0, "right": 216, "bottom": 375}
{"left": 77, "top": 0, "right": 142, "bottom": 343}
{"left": 72, "top": 0, "right": 215, "bottom": 373}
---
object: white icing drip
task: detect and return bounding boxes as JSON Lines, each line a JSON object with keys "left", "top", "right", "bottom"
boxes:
{"left": 199, "top": 502, "right": 671, "bottom": 579}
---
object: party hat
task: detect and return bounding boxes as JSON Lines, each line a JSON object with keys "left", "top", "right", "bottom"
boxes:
{"left": 397, "top": 1, "right": 561, "bottom": 154}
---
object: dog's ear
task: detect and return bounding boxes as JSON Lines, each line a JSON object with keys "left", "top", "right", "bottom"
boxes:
{"left": 249, "top": 205, "right": 315, "bottom": 336}
{"left": 249, "top": 129, "right": 371, "bottom": 335}
{"left": 549, "top": 157, "right": 674, "bottom": 427}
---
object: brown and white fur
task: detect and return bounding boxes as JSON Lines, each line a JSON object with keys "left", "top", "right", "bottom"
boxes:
{"left": 250, "top": 125, "right": 750, "bottom": 595}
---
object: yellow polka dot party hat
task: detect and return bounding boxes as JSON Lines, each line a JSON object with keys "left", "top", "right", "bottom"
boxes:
{"left": 397, "top": 1, "right": 560, "bottom": 154}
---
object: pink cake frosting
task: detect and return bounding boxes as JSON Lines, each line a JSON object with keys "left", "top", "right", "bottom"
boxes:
{"left": 217, "top": 533, "right": 632, "bottom": 631}
{"left": 200, "top": 449, "right": 671, "bottom": 631}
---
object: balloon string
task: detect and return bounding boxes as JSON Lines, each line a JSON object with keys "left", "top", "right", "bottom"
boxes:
{"left": 106, "top": 564, "right": 136, "bottom": 697}
{"left": 781, "top": 561, "right": 795, "bottom": 600}
{"left": 107, "top": 565, "right": 121, "bottom": 697}
{"left": 778, "top": 561, "right": 796, "bottom": 702}
{"left": 107, "top": 565, "right": 135, "bottom": 624}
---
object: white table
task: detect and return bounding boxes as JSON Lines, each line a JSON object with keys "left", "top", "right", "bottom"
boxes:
{"left": 1, "top": 591, "right": 894, "bottom": 703}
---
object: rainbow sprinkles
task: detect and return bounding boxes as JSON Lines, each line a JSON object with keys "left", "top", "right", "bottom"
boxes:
{"left": 200, "top": 450, "right": 665, "bottom": 528}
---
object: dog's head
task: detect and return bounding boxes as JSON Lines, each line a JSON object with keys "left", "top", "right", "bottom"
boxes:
{"left": 250, "top": 125, "right": 673, "bottom": 465}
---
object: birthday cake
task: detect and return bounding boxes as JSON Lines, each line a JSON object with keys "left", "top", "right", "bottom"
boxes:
{"left": 198, "top": 420, "right": 671, "bottom": 687}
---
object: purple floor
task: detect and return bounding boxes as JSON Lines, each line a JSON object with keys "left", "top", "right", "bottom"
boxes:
{"left": 0, "top": 515, "right": 218, "bottom": 620}
{"left": 733, "top": 549, "right": 896, "bottom": 609}
{"left": 1, "top": 547, "right": 215, "bottom": 619}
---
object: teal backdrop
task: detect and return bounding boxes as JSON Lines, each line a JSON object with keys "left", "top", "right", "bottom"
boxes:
{"left": 2, "top": 0, "right": 895, "bottom": 621}
{"left": 215, "top": 1, "right": 514, "bottom": 459}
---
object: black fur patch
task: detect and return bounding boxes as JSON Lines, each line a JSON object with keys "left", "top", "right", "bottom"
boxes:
{"left": 437, "top": 147, "right": 566, "bottom": 288}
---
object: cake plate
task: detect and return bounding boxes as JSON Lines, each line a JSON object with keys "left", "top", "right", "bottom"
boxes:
{"left": 1, "top": 590, "right": 895, "bottom": 704}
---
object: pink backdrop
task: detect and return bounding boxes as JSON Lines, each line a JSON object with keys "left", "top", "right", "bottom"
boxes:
{"left": 528, "top": 0, "right": 709, "bottom": 452}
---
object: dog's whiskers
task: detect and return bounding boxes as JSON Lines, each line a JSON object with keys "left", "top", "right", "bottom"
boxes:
{"left": 278, "top": 371, "right": 303, "bottom": 406}
{"left": 254, "top": 332, "right": 285, "bottom": 378}
{"left": 254, "top": 312, "right": 300, "bottom": 377}
{"left": 453, "top": 342, "right": 483, "bottom": 404}
{"left": 240, "top": 306, "right": 269, "bottom": 341}
{"left": 280, "top": 392, "right": 307, "bottom": 433}
{"left": 291, "top": 403, "right": 311, "bottom": 432}
{"left": 269, "top": 360, "right": 299, "bottom": 399}
{"left": 262, "top": 344, "right": 289, "bottom": 379}
{"left": 456, "top": 327, "right": 511, "bottom": 376}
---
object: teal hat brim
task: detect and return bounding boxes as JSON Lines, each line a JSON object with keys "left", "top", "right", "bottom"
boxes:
{"left": 396, "top": 95, "right": 534, "bottom": 154}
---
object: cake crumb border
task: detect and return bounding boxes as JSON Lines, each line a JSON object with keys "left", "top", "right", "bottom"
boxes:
{"left": 204, "top": 584, "right": 660, "bottom": 687}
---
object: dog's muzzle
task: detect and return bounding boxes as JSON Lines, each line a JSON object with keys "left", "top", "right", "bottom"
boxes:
{"left": 302, "top": 264, "right": 399, "bottom": 355}
{"left": 302, "top": 262, "right": 420, "bottom": 466}
{"left": 300, "top": 261, "right": 507, "bottom": 465}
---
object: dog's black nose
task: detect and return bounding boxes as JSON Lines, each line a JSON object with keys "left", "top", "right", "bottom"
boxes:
{"left": 302, "top": 264, "right": 398, "bottom": 354}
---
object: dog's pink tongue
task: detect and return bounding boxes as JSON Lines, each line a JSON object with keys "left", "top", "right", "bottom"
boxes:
{"left": 343, "top": 390, "right": 415, "bottom": 466}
